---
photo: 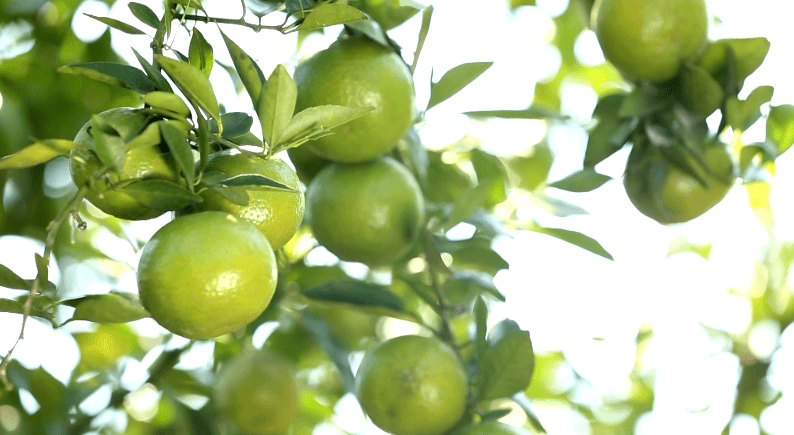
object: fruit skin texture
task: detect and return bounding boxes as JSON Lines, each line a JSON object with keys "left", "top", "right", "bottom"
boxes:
{"left": 454, "top": 421, "right": 531, "bottom": 435}
{"left": 624, "top": 143, "right": 735, "bottom": 224}
{"left": 294, "top": 36, "right": 416, "bottom": 163}
{"left": 70, "top": 107, "right": 184, "bottom": 220}
{"left": 306, "top": 157, "right": 425, "bottom": 266}
{"left": 592, "top": 0, "right": 708, "bottom": 82}
{"left": 178, "top": 151, "right": 304, "bottom": 250}
{"left": 355, "top": 335, "right": 468, "bottom": 435}
{"left": 214, "top": 349, "right": 298, "bottom": 435}
{"left": 137, "top": 211, "right": 277, "bottom": 340}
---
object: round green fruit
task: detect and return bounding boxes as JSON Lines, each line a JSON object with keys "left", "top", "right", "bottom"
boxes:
{"left": 455, "top": 421, "right": 532, "bottom": 435}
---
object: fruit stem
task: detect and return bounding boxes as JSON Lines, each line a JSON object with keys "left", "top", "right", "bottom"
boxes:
{"left": 0, "top": 185, "right": 90, "bottom": 391}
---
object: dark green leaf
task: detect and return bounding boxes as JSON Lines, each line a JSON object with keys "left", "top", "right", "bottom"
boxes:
{"left": 726, "top": 85, "right": 774, "bottom": 131}
{"left": 132, "top": 48, "right": 172, "bottom": 92}
{"left": 158, "top": 121, "right": 196, "bottom": 189}
{"left": 584, "top": 94, "right": 633, "bottom": 167}
{"left": 297, "top": 3, "right": 366, "bottom": 31}
{"left": 117, "top": 179, "right": 203, "bottom": 210}
{"left": 444, "top": 269, "right": 505, "bottom": 303}
{"left": 128, "top": 2, "right": 160, "bottom": 29}
{"left": 303, "top": 280, "right": 406, "bottom": 313}
{"left": 474, "top": 296, "right": 488, "bottom": 360}
{"left": 0, "top": 264, "right": 30, "bottom": 290}
{"left": 679, "top": 63, "right": 724, "bottom": 117}
{"left": 478, "top": 329, "right": 534, "bottom": 401}
{"left": 285, "top": 0, "right": 314, "bottom": 15}
{"left": 619, "top": 85, "right": 672, "bottom": 118}
{"left": 767, "top": 104, "right": 794, "bottom": 156}
{"left": 7, "top": 364, "right": 66, "bottom": 415}
{"left": 410, "top": 5, "right": 432, "bottom": 73}
{"left": 34, "top": 254, "right": 48, "bottom": 294}
{"left": 529, "top": 223, "right": 613, "bottom": 260}
{"left": 59, "top": 62, "right": 157, "bottom": 93}
{"left": 547, "top": 169, "right": 611, "bottom": 192}
{"left": 63, "top": 292, "right": 149, "bottom": 324}
{"left": 344, "top": 19, "right": 392, "bottom": 49}
{"left": 464, "top": 106, "right": 563, "bottom": 120}
{"left": 0, "top": 139, "right": 77, "bottom": 170}
{"left": 259, "top": 64, "right": 297, "bottom": 147}
{"left": 245, "top": 0, "right": 281, "bottom": 17}
{"left": 91, "top": 116, "right": 126, "bottom": 172}
{"left": 208, "top": 185, "right": 250, "bottom": 206}
{"left": 156, "top": 55, "right": 221, "bottom": 131}
{"left": 698, "top": 37, "right": 770, "bottom": 84}
{"left": 216, "top": 173, "right": 295, "bottom": 191}
{"left": 84, "top": 13, "right": 145, "bottom": 35}
{"left": 209, "top": 112, "right": 254, "bottom": 139}
{"left": 197, "top": 114, "right": 210, "bottom": 173}
{"left": 0, "top": 298, "right": 24, "bottom": 314}
{"left": 480, "top": 408, "right": 512, "bottom": 421}
{"left": 220, "top": 31, "right": 265, "bottom": 107}
{"left": 188, "top": 28, "right": 214, "bottom": 77}
{"left": 427, "top": 62, "right": 493, "bottom": 110}
{"left": 302, "top": 311, "right": 355, "bottom": 393}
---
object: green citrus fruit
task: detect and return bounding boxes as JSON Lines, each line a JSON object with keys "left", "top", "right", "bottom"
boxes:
{"left": 70, "top": 107, "right": 185, "bottom": 220}
{"left": 355, "top": 335, "right": 468, "bottom": 435}
{"left": 454, "top": 421, "right": 532, "bottom": 435}
{"left": 214, "top": 349, "right": 298, "bottom": 435}
{"left": 623, "top": 142, "right": 735, "bottom": 224}
{"left": 592, "top": 0, "right": 708, "bottom": 82}
{"left": 74, "top": 324, "right": 140, "bottom": 371}
{"left": 306, "top": 157, "right": 425, "bottom": 266}
{"left": 294, "top": 36, "right": 416, "bottom": 163}
{"left": 137, "top": 211, "right": 277, "bottom": 339}
{"left": 350, "top": 0, "right": 421, "bottom": 30}
{"left": 178, "top": 151, "right": 304, "bottom": 250}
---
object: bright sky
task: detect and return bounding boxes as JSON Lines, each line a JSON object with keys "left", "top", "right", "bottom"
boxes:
{"left": 1, "top": 0, "right": 793, "bottom": 434}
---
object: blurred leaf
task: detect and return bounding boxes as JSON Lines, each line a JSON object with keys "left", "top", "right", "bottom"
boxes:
{"left": 302, "top": 311, "right": 356, "bottom": 393}
{"left": 302, "top": 280, "right": 406, "bottom": 313}
{"left": 188, "top": 28, "right": 214, "bottom": 77}
{"left": 158, "top": 121, "right": 196, "bottom": 189}
{"left": 667, "top": 235, "right": 712, "bottom": 259}
{"left": 221, "top": 30, "right": 265, "bottom": 106}
{"left": 465, "top": 106, "right": 562, "bottom": 120}
{"left": 444, "top": 180, "right": 496, "bottom": 231}
{"left": 488, "top": 319, "right": 521, "bottom": 345}
{"left": 679, "top": 63, "right": 724, "bottom": 117}
{"left": 156, "top": 55, "right": 221, "bottom": 131}
{"left": 767, "top": 104, "right": 794, "bottom": 156}
{"left": 59, "top": 62, "right": 158, "bottom": 93}
{"left": 619, "top": 85, "right": 672, "bottom": 118}
{"left": 133, "top": 48, "right": 173, "bottom": 92}
{"left": 548, "top": 169, "right": 611, "bottom": 192}
{"left": 402, "top": 128, "right": 429, "bottom": 187}
{"left": 444, "top": 269, "right": 505, "bottom": 304}
{"left": 6, "top": 363, "right": 66, "bottom": 416}
{"left": 297, "top": 3, "right": 366, "bottom": 31}
{"left": 474, "top": 296, "right": 488, "bottom": 360}
{"left": 512, "top": 391, "right": 548, "bottom": 433}
{"left": 471, "top": 149, "right": 509, "bottom": 207}
{"left": 276, "top": 105, "right": 373, "bottom": 150}
{"left": 480, "top": 408, "right": 513, "bottom": 420}
{"left": 528, "top": 223, "right": 613, "bottom": 260}
{"left": 739, "top": 141, "right": 777, "bottom": 181}
{"left": 118, "top": 179, "right": 203, "bottom": 210}
{"left": 698, "top": 37, "right": 770, "bottom": 85}
{"left": 410, "top": 5, "right": 432, "bottom": 73}
{"left": 585, "top": 94, "right": 633, "bottom": 167}
{"left": 245, "top": 0, "right": 282, "bottom": 17}
{"left": 259, "top": 64, "right": 297, "bottom": 147}
{"left": 444, "top": 243, "right": 509, "bottom": 275}
{"left": 726, "top": 85, "right": 774, "bottom": 131}
{"left": 0, "top": 264, "right": 30, "bottom": 290}
{"left": 427, "top": 62, "right": 493, "bottom": 110}
{"left": 128, "top": 2, "right": 160, "bottom": 29}
{"left": 0, "top": 139, "right": 76, "bottom": 170}
{"left": 63, "top": 292, "right": 149, "bottom": 324}
{"left": 91, "top": 116, "right": 126, "bottom": 172}
{"left": 478, "top": 329, "right": 534, "bottom": 401}
{"left": 465, "top": 209, "right": 510, "bottom": 237}
{"left": 507, "top": 144, "right": 553, "bottom": 191}
{"left": 84, "top": 13, "right": 145, "bottom": 35}
{"left": 533, "top": 193, "right": 589, "bottom": 217}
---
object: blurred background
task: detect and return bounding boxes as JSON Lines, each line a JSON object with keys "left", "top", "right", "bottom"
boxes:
{"left": 1, "top": 0, "right": 793, "bottom": 434}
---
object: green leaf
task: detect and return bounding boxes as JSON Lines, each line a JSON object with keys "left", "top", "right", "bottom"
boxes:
{"left": 0, "top": 139, "right": 77, "bottom": 170}
{"left": 91, "top": 116, "right": 126, "bottom": 172}
{"left": 766, "top": 104, "right": 794, "bottom": 156}
{"left": 285, "top": 0, "right": 314, "bottom": 15}
{"left": 158, "top": 121, "right": 196, "bottom": 189}
{"left": 444, "top": 269, "right": 505, "bottom": 304}
{"left": 470, "top": 149, "right": 509, "bottom": 207}
{"left": 63, "top": 292, "right": 150, "bottom": 324}
{"left": 117, "top": 179, "right": 203, "bottom": 210}
{"left": 216, "top": 173, "right": 295, "bottom": 191}
{"left": 507, "top": 144, "right": 553, "bottom": 191}
{"left": 410, "top": 5, "right": 432, "bottom": 73}
{"left": 487, "top": 319, "right": 520, "bottom": 345}
{"left": 128, "top": 2, "right": 160, "bottom": 29}
{"left": 464, "top": 106, "right": 563, "bottom": 120}
{"left": 34, "top": 254, "right": 49, "bottom": 292}
{"left": 302, "top": 311, "right": 356, "bottom": 393}
{"left": 679, "top": 63, "right": 724, "bottom": 118}
{"left": 84, "top": 13, "right": 145, "bottom": 35}
{"left": 132, "top": 48, "right": 172, "bottom": 92}
{"left": 427, "top": 62, "right": 493, "bottom": 110}
{"left": 221, "top": 31, "right": 265, "bottom": 107}
{"left": 297, "top": 3, "right": 367, "bottom": 31}
{"left": 478, "top": 329, "right": 534, "bottom": 401}
{"left": 726, "top": 85, "right": 774, "bottom": 131}
{"left": 474, "top": 296, "right": 488, "bottom": 360}
{"left": 584, "top": 94, "right": 634, "bottom": 167}
{"left": 547, "top": 169, "right": 611, "bottom": 192}
{"left": 143, "top": 91, "right": 191, "bottom": 118}
{"left": 156, "top": 54, "right": 221, "bottom": 132}
{"left": 444, "top": 180, "right": 496, "bottom": 231}
{"left": 188, "top": 28, "right": 214, "bottom": 77}
{"left": 259, "top": 64, "right": 297, "bottom": 147}
{"left": 698, "top": 37, "right": 770, "bottom": 84}
{"left": 619, "top": 85, "right": 672, "bottom": 118}
{"left": 302, "top": 281, "right": 406, "bottom": 313}
{"left": 0, "top": 264, "right": 30, "bottom": 290}
{"left": 667, "top": 235, "right": 712, "bottom": 260}
{"left": 58, "top": 62, "right": 157, "bottom": 93}
{"left": 245, "top": 0, "right": 281, "bottom": 17}
{"left": 512, "top": 392, "right": 548, "bottom": 433}
{"left": 529, "top": 223, "right": 613, "bottom": 260}
{"left": 0, "top": 298, "right": 25, "bottom": 314}
{"left": 208, "top": 185, "right": 250, "bottom": 206}
{"left": 209, "top": 112, "right": 254, "bottom": 139}
{"left": 276, "top": 105, "right": 373, "bottom": 150}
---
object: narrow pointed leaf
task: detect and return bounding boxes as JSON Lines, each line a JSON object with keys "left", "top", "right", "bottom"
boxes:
{"left": 529, "top": 223, "right": 613, "bottom": 260}
{"left": 302, "top": 281, "right": 405, "bottom": 312}
{"left": 118, "top": 179, "right": 203, "bottom": 210}
{"left": 59, "top": 62, "right": 157, "bottom": 93}
{"left": 188, "top": 28, "right": 214, "bottom": 77}
{"left": 158, "top": 121, "right": 196, "bottom": 189}
{"left": 132, "top": 48, "right": 172, "bottom": 92}
{"left": 410, "top": 5, "right": 433, "bottom": 73}
{"left": 0, "top": 140, "right": 77, "bottom": 170}
{"left": 216, "top": 174, "right": 295, "bottom": 191}
{"left": 156, "top": 55, "right": 221, "bottom": 131}
{"left": 276, "top": 105, "right": 373, "bottom": 149}
{"left": 128, "top": 2, "right": 160, "bottom": 29}
{"left": 427, "top": 62, "right": 493, "bottom": 110}
{"left": 548, "top": 169, "right": 612, "bottom": 192}
{"left": 465, "top": 106, "right": 562, "bottom": 120}
{"left": 0, "top": 264, "right": 30, "bottom": 291}
{"left": 84, "top": 13, "right": 145, "bottom": 35}
{"left": 474, "top": 296, "right": 488, "bottom": 360}
{"left": 302, "top": 311, "right": 356, "bottom": 393}
{"left": 221, "top": 31, "right": 265, "bottom": 106}
{"left": 296, "top": 3, "right": 366, "bottom": 31}
{"left": 259, "top": 65, "right": 297, "bottom": 147}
